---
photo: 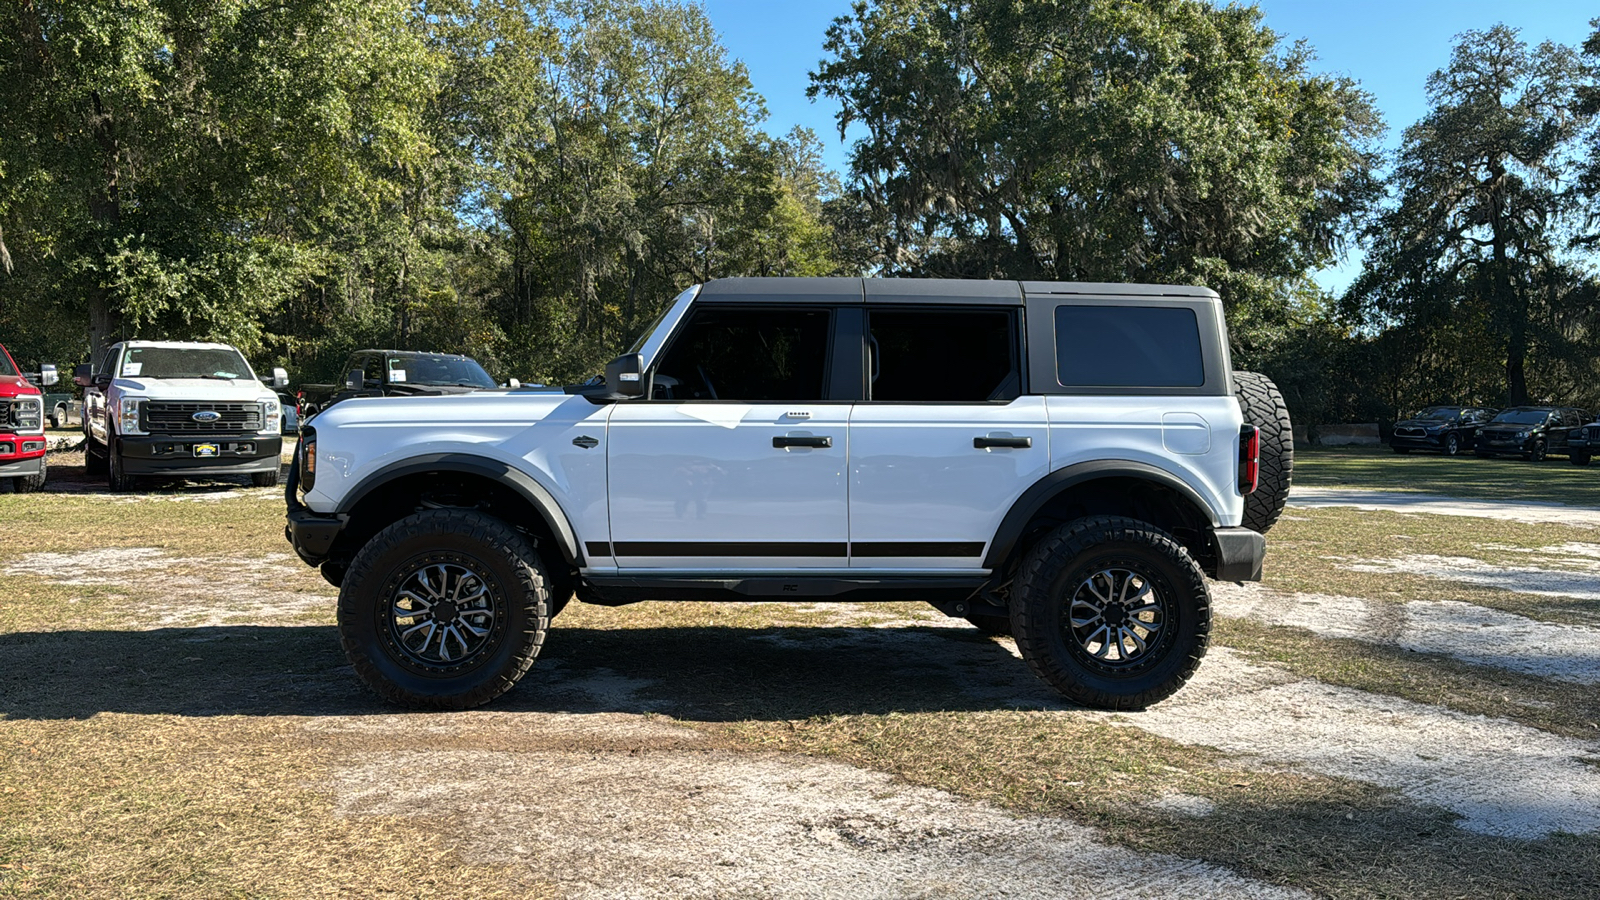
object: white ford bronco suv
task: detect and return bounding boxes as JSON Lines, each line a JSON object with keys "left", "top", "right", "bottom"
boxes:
{"left": 286, "top": 278, "right": 1291, "bottom": 710}
{"left": 77, "top": 341, "right": 288, "bottom": 491}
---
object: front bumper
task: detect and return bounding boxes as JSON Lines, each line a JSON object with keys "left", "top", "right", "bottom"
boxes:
{"left": 1210, "top": 526, "right": 1266, "bottom": 582}
{"left": 1477, "top": 437, "right": 1534, "bottom": 455}
{"left": 286, "top": 507, "right": 344, "bottom": 566}
{"left": 120, "top": 434, "right": 282, "bottom": 475}
{"left": 1390, "top": 433, "right": 1448, "bottom": 450}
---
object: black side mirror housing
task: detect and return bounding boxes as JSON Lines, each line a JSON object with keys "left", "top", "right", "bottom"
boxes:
{"left": 73, "top": 364, "right": 94, "bottom": 388}
{"left": 605, "top": 353, "right": 646, "bottom": 399}
{"left": 345, "top": 369, "right": 364, "bottom": 392}
{"left": 93, "top": 373, "right": 113, "bottom": 389}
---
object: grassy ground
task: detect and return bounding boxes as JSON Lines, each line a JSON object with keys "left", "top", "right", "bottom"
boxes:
{"left": 2, "top": 448, "right": 1599, "bottom": 898}
{"left": 1295, "top": 445, "right": 1600, "bottom": 506}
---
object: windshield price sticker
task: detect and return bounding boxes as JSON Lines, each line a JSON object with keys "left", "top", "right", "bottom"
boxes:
{"left": 389, "top": 369, "right": 407, "bottom": 383}
{"left": 123, "top": 363, "right": 142, "bottom": 376}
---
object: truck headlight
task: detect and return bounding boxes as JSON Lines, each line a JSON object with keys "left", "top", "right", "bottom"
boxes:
{"left": 119, "top": 397, "right": 145, "bottom": 435}
{"left": 261, "top": 398, "right": 281, "bottom": 434}
{"left": 12, "top": 397, "right": 42, "bottom": 435}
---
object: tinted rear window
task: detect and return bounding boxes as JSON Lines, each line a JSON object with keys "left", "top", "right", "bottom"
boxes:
{"left": 1054, "top": 306, "right": 1204, "bottom": 388}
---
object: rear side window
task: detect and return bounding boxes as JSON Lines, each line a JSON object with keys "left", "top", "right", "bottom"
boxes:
{"left": 652, "top": 307, "right": 831, "bottom": 402}
{"left": 869, "top": 308, "right": 1017, "bottom": 402}
{"left": 1054, "top": 306, "right": 1204, "bottom": 388}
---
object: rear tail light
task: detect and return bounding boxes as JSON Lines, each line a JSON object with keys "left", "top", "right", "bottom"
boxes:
{"left": 1239, "top": 425, "right": 1260, "bottom": 495}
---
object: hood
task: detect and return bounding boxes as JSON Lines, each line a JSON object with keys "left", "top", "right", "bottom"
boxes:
{"left": 314, "top": 388, "right": 573, "bottom": 429}
{"left": 114, "top": 377, "right": 275, "bottom": 402}
{"left": 0, "top": 375, "right": 41, "bottom": 399}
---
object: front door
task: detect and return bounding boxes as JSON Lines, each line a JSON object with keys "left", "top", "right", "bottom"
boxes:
{"left": 607, "top": 305, "right": 849, "bottom": 570}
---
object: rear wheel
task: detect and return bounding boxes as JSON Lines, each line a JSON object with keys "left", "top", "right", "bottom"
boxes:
{"left": 338, "top": 509, "right": 550, "bottom": 709}
{"left": 50, "top": 406, "right": 66, "bottom": 429}
{"left": 1009, "top": 516, "right": 1209, "bottom": 710}
{"left": 1232, "top": 371, "right": 1292, "bottom": 534}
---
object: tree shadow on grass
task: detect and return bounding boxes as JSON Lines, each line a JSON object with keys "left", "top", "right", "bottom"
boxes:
{"left": 0, "top": 620, "right": 1062, "bottom": 721}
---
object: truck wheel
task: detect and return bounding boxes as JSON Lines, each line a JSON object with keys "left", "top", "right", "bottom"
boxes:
{"left": 338, "top": 509, "right": 550, "bottom": 709}
{"left": 965, "top": 613, "right": 1011, "bottom": 635}
{"left": 15, "top": 455, "right": 46, "bottom": 493}
{"left": 85, "top": 439, "right": 109, "bottom": 475}
{"left": 106, "top": 441, "right": 134, "bottom": 492}
{"left": 50, "top": 405, "right": 66, "bottom": 429}
{"left": 1232, "top": 371, "right": 1292, "bottom": 534}
{"left": 1009, "top": 516, "right": 1210, "bottom": 710}
{"left": 1573, "top": 452, "right": 1592, "bottom": 467}
{"left": 251, "top": 469, "right": 280, "bottom": 488}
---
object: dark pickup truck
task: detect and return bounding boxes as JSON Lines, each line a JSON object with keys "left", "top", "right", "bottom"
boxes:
{"left": 298, "top": 350, "right": 500, "bottom": 417}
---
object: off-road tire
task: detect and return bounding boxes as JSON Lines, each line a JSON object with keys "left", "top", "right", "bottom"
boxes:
{"left": 1009, "top": 516, "right": 1210, "bottom": 710}
{"left": 251, "top": 468, "right": 280, "bottom": 488}
{"left": 14, "top": 455, "right": 46, "bottom": 493}
{"left": 338, "top": 508, "right": 549, "bottom": 709}
{"left": 85, "top": 438, "right": 109, "bottom": 475}
{"left": 1232, "top": 371, "right": 1292, "bottom": 534}
{"left": 106, "top": 441, "right": 134, "bottom": 492}
{"left": 1573, "top": 452, "right": 1592, "bottom": 467}
{"left": 1525, "top": 440, "right": 1546, "bottom": 462}
{"left": 965, "top": 613, "right": 1011, "bottom": 635}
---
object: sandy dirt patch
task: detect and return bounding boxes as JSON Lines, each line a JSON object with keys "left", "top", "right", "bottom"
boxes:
{"left": 4, "top": 546, "right": 328, "bottom": 626}
{"left": 1289, "top": 487, "right": 1600, "bottom": 526}
{"left": 1114, "top": 649, "right": 1600, "bottom": 839}
{"left": 1342, "top": 554, "right": 1600, "bottom": 602}
{"left": 328, "top": 747, "right": 1307, "bottom": 900}
{"left": 1214, "top": 582, "right": 1600, "bottom": 683}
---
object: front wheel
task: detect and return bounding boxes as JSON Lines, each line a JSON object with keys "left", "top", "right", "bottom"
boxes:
{"left": 1443, "top": 433, "right": 1460, "bottom": 456}
{"left": 1525, "top": 440, "right": 1546, "bottom": 462}
{"left": 251, "top": 468, "right": 280, "bottom": 488}
{"left": 106, "top": 441, "right": 134, "bottom": 492}
{"left": 338, "top": 508, "right": 550, "bottom": 709}
{"left": 1573, "top": 452, "right": 1592, "bottom": 467}
{"left": 14, "top": 455, "right": 46, "bottom": 493}
{"left": 1009, "top": 516, "right": 1210, "bottom": 710}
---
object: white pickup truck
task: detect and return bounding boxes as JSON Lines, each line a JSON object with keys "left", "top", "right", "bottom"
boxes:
{"left": 286, "top": 278, "right": 1292, "bottom": 711}
{"left": 77, "top": 341, "right": 287, "bottom": 491}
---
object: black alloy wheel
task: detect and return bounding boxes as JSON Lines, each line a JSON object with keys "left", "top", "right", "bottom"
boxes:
{"left": 338, "top": 508, "right": 550, "bottom": 709}
{"left": 1526, "top": 439, "right": 1546, "bottom": 462}
{"left": 1009, "top": 516, "right": 1209, "bottom": 710}
{"left": 1443, "top": 433, "right": 1460, "bottom": 456}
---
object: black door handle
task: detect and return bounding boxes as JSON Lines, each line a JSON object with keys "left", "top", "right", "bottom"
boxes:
{"left": 974, "top": 435, "right": 1031, "bottom": 449}
{"left": 774, "top": 435, "right": 832, "bottom": 449}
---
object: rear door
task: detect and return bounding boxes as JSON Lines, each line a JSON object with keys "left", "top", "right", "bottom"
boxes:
{"left": 606, "top": 305, "right": 849, "bottom": 570}
{"left": 848, "top": 305, "right": 1048, "bottom": 570}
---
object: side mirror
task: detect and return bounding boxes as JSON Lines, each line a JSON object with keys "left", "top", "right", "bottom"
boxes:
{"left": 271, "top": 367, "right": 289, "bottom": 389}
{"left": 93, "top": 373, "right": 113, "bottom": 389}
{"left": 506, "top": 378, "right": 521, "bottom": 389}
{"left": 605, "top": 353, "right": 646, "bottom": 398}
{"left": 345, "top": 369, "right": 363, "bottom": 392}
{"left": 73, "top": 364, "right": 93, "bottom": 387}
{"left": 40, "top": 364, "right": 58, "bottom": 387}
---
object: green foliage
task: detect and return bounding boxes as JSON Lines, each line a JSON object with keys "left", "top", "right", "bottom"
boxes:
{"left": 809, "top": 0, "right": 1382, "bottom": 343}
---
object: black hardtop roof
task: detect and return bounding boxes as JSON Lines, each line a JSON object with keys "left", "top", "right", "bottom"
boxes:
{"left": 696, "top": 277, "right": 1219, "bottom": 305}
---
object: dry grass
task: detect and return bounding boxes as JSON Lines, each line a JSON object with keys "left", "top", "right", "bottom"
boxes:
{"left": 1295, "top": 445, "right": 1600, "bottom": 506}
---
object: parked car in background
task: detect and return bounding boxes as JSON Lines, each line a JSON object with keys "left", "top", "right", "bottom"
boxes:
{"left": 1568, "top": 417, "right": 1600, "bottom": 466}
{"left": 77, "top": 341, "right": 289, "bottom": 491}
{"left": 1475, "top": 406, "right": 1590, "bottom": 461}
{"left": 28, "top": 365, "right": 83, "bottom": 428}
{"left": 297, "top": 350, "right": 498, "bottom": 417}
{"left": 0, "top": 344, "right": 48, "bottom": 492}
{"left": 1390, "top": 405, "right": 1497, "bottom": 456}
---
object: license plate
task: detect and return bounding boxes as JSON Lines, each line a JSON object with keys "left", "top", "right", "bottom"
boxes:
{"left": 193, "top": 443, "right": 219, "bottom": 458}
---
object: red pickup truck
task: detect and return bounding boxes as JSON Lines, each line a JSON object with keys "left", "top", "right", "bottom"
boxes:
{"left": 0, "top": 343, "right": 47, "bottom": 491}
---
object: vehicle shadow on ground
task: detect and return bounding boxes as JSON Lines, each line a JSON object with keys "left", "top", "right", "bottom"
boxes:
{"left": 0, "top": 621, "right": 1062, "bottom": 721}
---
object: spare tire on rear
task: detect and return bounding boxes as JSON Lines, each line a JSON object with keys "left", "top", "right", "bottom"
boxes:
{"left": 1233, "top": 371, "right": 1292, "bottom": 534}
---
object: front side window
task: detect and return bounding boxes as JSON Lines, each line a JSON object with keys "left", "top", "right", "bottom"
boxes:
{"left": 652, "top": 307, "right": 830, "bottom": 402}
{"left": 121, "top": 346, "right": 251, "bottom": 380}
{"left": 361, "top": 355, "right": 382, "bottom": 387}
{"left": 869, "top": 308, "right": 1017, "bottom": 402}
{"left": 1054, "top": 305, "right": 1204, "bottom": 388}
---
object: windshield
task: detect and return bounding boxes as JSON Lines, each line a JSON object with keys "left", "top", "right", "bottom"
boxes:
{"left": 122, "top": 346, "right": 252, "bottom": 380}
{"left": 0, "top": 350, "right": 15, "bottom": 377}
{"left": 388, "top": 354, "right": 496, "bottom": 389}
{"left": 1412, "top": 406, "right": 1461, "bottom": 420}
{"left": 1489, "top": 409, "right": 1551, "bottom": 426}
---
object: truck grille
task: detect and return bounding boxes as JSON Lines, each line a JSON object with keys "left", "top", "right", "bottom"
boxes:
{"left": 1589, "top": 425, "right": 1600, "bottom": 443}
{"left": 142, "top": 401, "right": 262, "bottom": 434}
{"left": 1394, "top": 426, "right": 1425, "bottom": 438}
{"left": 1480, "top": 429, "right": 1516, "bottom": 442}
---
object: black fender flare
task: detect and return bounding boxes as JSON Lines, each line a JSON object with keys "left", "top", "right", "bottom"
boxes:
{"left": 984, "top": 460, "right": 1219, "bottom": 569}
{"left": 336, "top": 453, "right": 583, "bottom": 566}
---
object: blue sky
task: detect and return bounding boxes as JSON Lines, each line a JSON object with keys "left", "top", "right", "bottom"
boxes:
{"left": 699, "top": 1, "right": 1597, "bottom": 289}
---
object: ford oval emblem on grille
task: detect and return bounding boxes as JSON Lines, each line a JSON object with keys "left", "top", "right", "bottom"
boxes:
{"left": 192, "top": 410, "right": 222, "bottom": 423}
